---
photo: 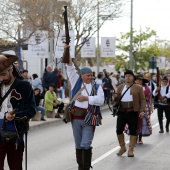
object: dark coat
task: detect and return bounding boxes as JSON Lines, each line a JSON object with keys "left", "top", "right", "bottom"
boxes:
{"left": 0, "top": 79, "right": 36, "bottom": 142}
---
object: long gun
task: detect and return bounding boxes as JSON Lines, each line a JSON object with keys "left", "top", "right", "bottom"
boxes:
{"left": 62, "top": 6, "right": 70, "bottom": 64}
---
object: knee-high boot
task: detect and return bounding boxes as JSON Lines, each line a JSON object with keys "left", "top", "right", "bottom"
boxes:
{"left": 82, "top": 148, "right": 92, "bottom": 170}
{"left": 128, "top": 135, "right": 137, "bottom": 157}
{"left": 76, "top": 149, "right": 83, "bottom": 170}
{"left": 117, "top": 134, "right": 126, "bottom": 156}
{"left": 159, "top": 121, "right": 164, "bottom": 133}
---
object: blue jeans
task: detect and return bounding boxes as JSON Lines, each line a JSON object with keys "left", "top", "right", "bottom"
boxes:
{"left": 72, "top": 119, "right": 94, "bottom": 150}
{"left": 36, "top": 106, "right": 46, "bottom": 119}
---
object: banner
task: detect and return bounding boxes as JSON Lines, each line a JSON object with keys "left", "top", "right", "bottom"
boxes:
{"left": 81, "top": 37, "right": 96, "bottom": 58}
{"left": 101, "top": 37, "right": 116, "bottom": 58}
{"left": 28, "top": 30, "right": 49, "bottom": 58}
{"left": 54, "top": 30, "right": 75, "bottom": 58}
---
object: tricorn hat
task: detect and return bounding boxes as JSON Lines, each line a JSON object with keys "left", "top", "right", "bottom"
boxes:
{"left": 0, "top": 54, "right": 18, "bottom": 74}
{"left": 124, "top": 69, "right": 136, "bottom": 79}
{"left": 135, "top": 74, "right": 149, "bottom": 84}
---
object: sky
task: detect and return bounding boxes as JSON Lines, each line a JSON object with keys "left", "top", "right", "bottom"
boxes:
{"left": 99, "top": 0, "right": 170, "bottom": 41}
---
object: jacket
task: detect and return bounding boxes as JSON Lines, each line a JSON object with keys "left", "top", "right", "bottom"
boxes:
{"left": 0, "top": 79, "right": 36, "bottom": 142}
{"left": 44, "top": 90, "right": 57, "bottom": 111}
{"left": 116, "top": 84, "right": 146, "bottom": 112}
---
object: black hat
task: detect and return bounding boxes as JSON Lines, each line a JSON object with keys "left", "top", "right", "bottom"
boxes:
{"left": 135, "top": 74, "right": 149, "bottom": 83}
{"left": 124, "top": 69, "right": 135, "bottom": 79}
{"left": 162, "top": 76, "right": 168, "bottom": 81}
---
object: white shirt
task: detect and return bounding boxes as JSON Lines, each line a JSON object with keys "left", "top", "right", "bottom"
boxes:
{"left": 121, "top": 85, "right": 133, "bottom": 102}
{"left": 153, "top": 85, "right": 170, "bottom": 98}
{"left": 0, "top": 85, "right": 13, "bottom": 119}
{"left": 66, "top": 64, "right": 104, "bottom": 109}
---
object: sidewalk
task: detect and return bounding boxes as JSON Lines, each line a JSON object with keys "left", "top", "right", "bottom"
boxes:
{"left": 29, "top": 98, "right": 109, "bottom": 130}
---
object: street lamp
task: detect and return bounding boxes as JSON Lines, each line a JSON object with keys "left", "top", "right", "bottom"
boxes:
{"left": 96, "top": 0, "right": 114, "bottom": 74}
{"left": 129, "top": 0, "right": 133, "bottom": 70}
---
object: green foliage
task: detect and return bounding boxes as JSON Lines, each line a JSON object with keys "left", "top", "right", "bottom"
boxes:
{"left": 116, "top": 28, "right": 159, "bottom": 73}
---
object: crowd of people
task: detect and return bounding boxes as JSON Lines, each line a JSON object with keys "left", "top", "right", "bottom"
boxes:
{"left": 0, "top": 51, "right": 170, "bottom": 170}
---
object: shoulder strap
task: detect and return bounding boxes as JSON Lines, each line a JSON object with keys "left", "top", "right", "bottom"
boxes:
{"left": 119, "top": 83, "right": 134, "bottom": 101}
{"left": 69, "top": 86, "right": 85, "bottom": 104}
{"left": 166, "top": 86, "right": 169, "bottom": 94}
{"left": 0, "top": 78, "right": 19, "bottom": 107}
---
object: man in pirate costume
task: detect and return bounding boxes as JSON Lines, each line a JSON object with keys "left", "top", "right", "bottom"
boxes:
{"left": 115, "top": 70, "right": 146, "bottom": 157}
{"left": 0, "top": 54, "right": 36, "bottom": 170}
{"left": 65, "top": 49, "right": 104, "bottom": 170}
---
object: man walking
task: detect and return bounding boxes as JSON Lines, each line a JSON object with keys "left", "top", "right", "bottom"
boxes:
{"left": 65, "top": 45, "right": 104, "bottom": 170}
{"left": 153, "top": 76, "right": 170, "bottom": 133}
{"left": 115, "top": 70, "right": 146, "bottom": 157}
{"left": 0, "top": 54, "right": 36, "bottom": 169}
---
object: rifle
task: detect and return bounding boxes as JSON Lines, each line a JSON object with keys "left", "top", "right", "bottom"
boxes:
{"left": 154, "top": 67, "right": 160, "bottom": 108}
{"left": 62, "top": 6, "right": 70, "bottom": 64}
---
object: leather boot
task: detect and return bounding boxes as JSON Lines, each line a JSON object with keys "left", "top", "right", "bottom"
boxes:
{"left": 159, "top": 121, "right": 164, "bottom": 133}
{"left": 82, "top": 148, "right": 92, "bottom": 170}
{"left": 76, "top": 149, "right": 83, "bottom": 170}
{"left": 128, "top": 135, "right": 137, "bottom": 157}
{"left": 117, "top": 134, "right": 126, "bottom": 156}
{"left": 165, "top": 121, "right": 169, "bottom": 133}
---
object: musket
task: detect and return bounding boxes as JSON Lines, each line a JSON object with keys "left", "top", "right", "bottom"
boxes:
{"left": 62, "top": 6, "right": 70, "bottom": 64}
{"left": 155, "top": 67, "right": 161, "bottom": 103}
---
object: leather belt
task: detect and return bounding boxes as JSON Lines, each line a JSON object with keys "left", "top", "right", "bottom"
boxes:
{"left": 72, "top": 106, "right": 87, "bottom": 117}
{"left": 119, "top": 108, "right": 134, "bottom": 113}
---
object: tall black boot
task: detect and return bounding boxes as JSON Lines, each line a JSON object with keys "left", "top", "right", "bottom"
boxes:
{"left": 82, "top": 148, "right": 92, "bottom": 170}
{"left": 159, "top": 121, "right": 164, "bottom": 133}
{"left": 165, "top": 121, "right": 169, "bottom": 133}
{"left": 76, "top": 149, "right": 83, "bottom": 170}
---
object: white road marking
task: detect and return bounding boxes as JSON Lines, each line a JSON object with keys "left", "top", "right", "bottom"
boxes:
{"left": 92, "top": 120, "right": 163, "bottom": 166}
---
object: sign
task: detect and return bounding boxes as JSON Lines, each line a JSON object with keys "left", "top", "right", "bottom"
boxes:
{"left": 28, "top": 30, "right": 49, "bottom": 58}
{"left": 54, "top": 30, "right": 75, "bottom": 58}
{"left": 157, "top": 56, "right": 166, "bottom": 69}
{"left": 101, "top": 37, "right": 116, "bottom": 58}
{"left": 81, "top": 37, "right": 95, "bottom": 58}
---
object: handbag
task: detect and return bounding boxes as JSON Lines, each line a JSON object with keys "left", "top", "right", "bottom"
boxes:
{"left": 0, "top": 129, "right": 18, "bottom": 144}
{"left": 112, "top": 83, "right": 134, "bottom": 117}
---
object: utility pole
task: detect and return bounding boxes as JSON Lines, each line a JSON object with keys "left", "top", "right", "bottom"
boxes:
{"left": 49, "top": 0, "right": 54, "bottom": 67}
{"left": 129, "top": 0, "right": 133, "bottom": 70}
{"left": 97, "top": 0, "right": 100, "bottom": 74}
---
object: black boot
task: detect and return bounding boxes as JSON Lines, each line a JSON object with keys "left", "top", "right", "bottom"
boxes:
{"left": 165, "top": 121, "right": 169, "bottom": 133}
{"left": 159, "top": 121, "right": 164, "bottom": 133}
{"left": 76, "top": 149, "right": 83, "bottom": 170}
{"left": 82, "top": 148, "right": 92, "bottom": 170}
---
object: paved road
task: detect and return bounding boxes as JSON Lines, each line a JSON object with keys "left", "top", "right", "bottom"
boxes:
{"left": 4, "top": 108, "right": 170, "bottom": 170}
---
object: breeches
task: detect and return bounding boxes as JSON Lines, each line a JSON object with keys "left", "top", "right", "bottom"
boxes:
{"left": 72, "top": 119, "right": 94, "bottom": 150}
{"left": 0, "top": 141, "right": 24, "bottom": 170}
{"left": 116, "top": 111, "right": 138, "bottom": 136}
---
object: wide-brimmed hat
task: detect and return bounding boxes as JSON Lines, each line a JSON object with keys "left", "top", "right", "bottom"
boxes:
{"left": 124, "top": 69, "right": 136, "bottom": 79}
{"left": 135, "top": 74, "right": 149, "bottom": 83}
{"left": 162, "top": 76, "right": 168, "bottom": 81}
{"left": 0, "top": 54, "right": 18, "bottom": 74}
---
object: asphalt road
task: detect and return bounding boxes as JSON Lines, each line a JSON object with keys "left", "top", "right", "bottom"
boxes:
{"left": 4, "top": 108, "right": 170, "bottom": 170}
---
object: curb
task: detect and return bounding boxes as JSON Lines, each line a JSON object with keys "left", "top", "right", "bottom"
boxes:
{"left": 29, "top": 105, "right": 109, "bottom": 130}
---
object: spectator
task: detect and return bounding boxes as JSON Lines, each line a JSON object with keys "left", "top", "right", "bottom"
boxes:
{"left": 55, "top": 98, "right": 64, "bottom": 116}
{"left": 95, "top": 73, "right": 103, "bottom": 85}
{"left": 32, "top": 73, "right": 43, "bottom": 92}
{"left": 44, "top": 84, "right": 61, "bottom": 118}
{"left": 42, "top": 67, "right": 59, "bottom": 93}
{"left": 33, "top": 88, "right": 46, "bottom": 121}
{"left": 22, "top": 69, "right": 32, "bottom": 84}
